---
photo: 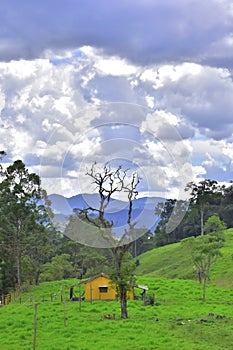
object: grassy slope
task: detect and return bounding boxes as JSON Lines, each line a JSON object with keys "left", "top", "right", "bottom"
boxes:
{"left": 135, "top": 228, "right": 233, "bottom": 288}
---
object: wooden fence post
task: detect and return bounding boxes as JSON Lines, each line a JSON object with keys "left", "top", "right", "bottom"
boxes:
{"left": 33, "top": 304, "right": 37, "bottom": 350}
{"left": 62, "top": 283, "right": 66, "bottom": 327}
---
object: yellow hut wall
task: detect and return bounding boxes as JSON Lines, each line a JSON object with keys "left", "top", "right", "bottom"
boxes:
{"left": 127, "top": 289, "right": 134, "bottom": 300}
{"left": 84, "top": 276, "right": 134, "bottom": 300}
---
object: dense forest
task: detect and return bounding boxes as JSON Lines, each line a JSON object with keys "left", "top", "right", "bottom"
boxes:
{"left": 0, "top": 154, "right": 232, "bottom": 295}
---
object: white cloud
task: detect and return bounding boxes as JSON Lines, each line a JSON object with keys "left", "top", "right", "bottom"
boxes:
{"left": 222, "top": 142, "right": 233, "bottom": 169}
{"left": 140, "top": 63, "right": 202, "bottom": 88}
{"left": 145, "top": 95, "right": 154, "bottom": 109}
{"left": 94, "top": 56, "right": 138, "bottom": 76}
{"left": 69, "top": 136, "right": 102, "bottom": 158}
{"left": 9, "top": 128, "right": 34, "bottom": 160}
{"left": 202, "top": 153, "right": 217, "bottom": 168}
{"left": 0, "top": 46, "right": 233, "bottom": 198}
{"left": 192, "top": 165, "right": 207, "bottom": 180}
{"left": 35, "top": 140, "right": 47, "bottom": 157}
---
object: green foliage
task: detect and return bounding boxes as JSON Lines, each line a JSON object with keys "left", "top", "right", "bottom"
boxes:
{"left": 145, "top": 292, "right": 155, "bottom": 306}
{"left": 110, "top": 252, "right": 136, "bottom": 296}
{"left": 154, "top": 180, "right": 232, "bottom": 247}
{"left": 186, "top": 180, "right": 224, "bottom": 235}
{"left": 0, "top": 159, "right": 53, "bottom": 292}
{"left": 40, "top": 254, "right": 74, "bottom": 281}
{"left": 129, "top": 229, "right": 154, "bottom": 257}
{"left": 183, "top": 230, "right": 224, "bottom": 300}
{"left": 204, "top": 215, "right": 227, "bottom": 235}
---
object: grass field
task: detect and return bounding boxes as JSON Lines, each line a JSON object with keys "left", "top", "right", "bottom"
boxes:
{"left": 1, "top": 229, "right": 233, "bottom": 349}
{"left": 1, "top": 277, "right": 233, "bottom": 350}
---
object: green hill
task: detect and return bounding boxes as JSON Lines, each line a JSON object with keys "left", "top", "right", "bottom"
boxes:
{"left": 135, "top": 228, "right": 233, "bottom": 288}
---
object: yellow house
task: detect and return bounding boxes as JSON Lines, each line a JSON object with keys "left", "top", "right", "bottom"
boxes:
{"left": 70, "top": 272, "right": 148, "bottom": 301}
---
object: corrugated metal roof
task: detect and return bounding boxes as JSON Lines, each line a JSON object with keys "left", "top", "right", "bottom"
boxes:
{"left": 132, "top": 284, "right": 149, "bottom": 290}
{"left": 70, "top": 272, "right": 149, "bottom": 291}
{"left": 70, "top": 272, "right": 109, "bottom": 288}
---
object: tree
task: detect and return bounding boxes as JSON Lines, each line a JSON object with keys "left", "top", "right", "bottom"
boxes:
{"left": 0, "top": 150, "right": 6, "bottom": 173}
{"left": 129, "top": 229, "right": 154, "bottom": 258}
{"left": 40, "top": 254, "right": 74, "bottom": 281}
{"left": 26, "top": 225, "right": 56, "bottom": 285}
{"left": 185, "top": 180, "right": 219, "bottom": 235}
{"left": 65, "top": 163, "right": 140, "bottom": 318}
{"left": 154, "top": 199, "right": 188, "bottom": 246}
{"left": 155, "top": 199, "right": 177, "bottom": 246}
{"left": 204, "top": 215, "right": 226, "bottom": 235}
{"left": 0, "top": 160, "right": 51, "bottom": 290}
{"left": 62, "top": 238, "right": 108, "bottom": 278}
{"left": 218, "top": 183, "right": 233, "bottom": 228}
{"left": 183, "top": 228, "right": 224, "bottom": 301}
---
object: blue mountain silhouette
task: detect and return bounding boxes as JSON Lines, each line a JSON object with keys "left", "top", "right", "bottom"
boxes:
{"left": 48, "top": 193, "right": 165, "bottom": 233}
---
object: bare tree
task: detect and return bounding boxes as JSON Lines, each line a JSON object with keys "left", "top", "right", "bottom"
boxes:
{"left": 71, "top": 162, "right": 140, "bottom": 318}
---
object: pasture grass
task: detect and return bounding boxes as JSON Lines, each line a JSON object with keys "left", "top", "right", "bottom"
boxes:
{"left": 136, "top": 228, "right": 233, "bottom": 288}
{"left": 1, "top": 277, "right": 233, "bottom": 349}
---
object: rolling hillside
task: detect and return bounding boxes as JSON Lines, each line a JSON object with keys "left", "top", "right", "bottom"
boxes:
{"left": 135, "top": 228, "right": 233, "bottom": 288}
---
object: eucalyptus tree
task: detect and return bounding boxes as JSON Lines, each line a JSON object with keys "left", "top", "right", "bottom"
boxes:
{"left": 218, "top": 183, "right": 233, "bottom": 228}
{"left": 185, "top": 179, "right": 220, "bottom": 235}
{"left": 0, "top": 160, "right": 51, "bottom": 290}
{"left": 155, "top": 199, "right": 177, "bottom": 246}
{"left": 154, "top": 199, "right": 189, "bottom": 246}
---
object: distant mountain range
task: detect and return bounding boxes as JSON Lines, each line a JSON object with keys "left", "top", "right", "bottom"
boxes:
{"left": 48, "top": 193, "right": 165, "bottom": 234}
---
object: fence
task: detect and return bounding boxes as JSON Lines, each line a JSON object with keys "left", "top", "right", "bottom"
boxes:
{"left": 0, "top": 294, "right": 11, "bottom": 305}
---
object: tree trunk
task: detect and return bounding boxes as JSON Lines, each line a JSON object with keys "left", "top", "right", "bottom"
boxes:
{"left": 200, "top": 203, "right": 204, "bottom": 235}
{"left": 198, "top": 270, "right": 202, "bottom": 284}
{"left": 202, "top": 276, "right": 207, "bottom": 301}
{"left": 120, "top": 287, "right": 128, "bottom": 319}
{"left": 34, "top": 269, "right": 40, "bottom": 286}
{"left": 16, "top": 248, "right": 21, "bottom": 290}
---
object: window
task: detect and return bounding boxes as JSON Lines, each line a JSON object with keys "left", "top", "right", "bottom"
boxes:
{"left": 99, "top": 286, "right": 108, "bottom": 293}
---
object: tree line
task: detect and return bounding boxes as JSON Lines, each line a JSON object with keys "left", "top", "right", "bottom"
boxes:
{"left": 0, "top": 154, "right": 232, "bottom": 317}
{"left": 154, "top": 179, "right": 233, "bottom": 247}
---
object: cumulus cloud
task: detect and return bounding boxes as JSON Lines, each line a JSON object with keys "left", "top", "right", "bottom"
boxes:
{"left": 0, "top": 41, "right": 233, "bottom": 196}
{"left": 153, "top": 64, "right": 233, "bottom": 140}
{"left": 0, "top": 58, "right": 88, "bottom": 163}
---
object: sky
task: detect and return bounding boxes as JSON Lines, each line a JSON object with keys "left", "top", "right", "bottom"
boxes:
{"left": 1, "top": 0, "right": 233, "bottom": 202}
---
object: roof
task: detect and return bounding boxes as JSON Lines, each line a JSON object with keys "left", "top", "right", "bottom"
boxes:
{"left": 70, "top": 272, "right": 110, "bottom": 288}
{"left": 131, "top": 284, "right": 149, "bottom": 291}
{"left": 70, "top": 272, "right": 148, "bottom": 291}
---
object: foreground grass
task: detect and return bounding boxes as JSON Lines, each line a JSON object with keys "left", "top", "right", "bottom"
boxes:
{"left": 0, "top": 277, "right": 233, "bottom": 349}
